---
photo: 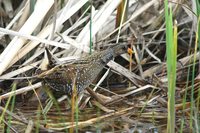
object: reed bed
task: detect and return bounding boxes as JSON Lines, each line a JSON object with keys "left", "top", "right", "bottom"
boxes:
{"left": 0, "top": 0, "right": 199, "bottom": 132}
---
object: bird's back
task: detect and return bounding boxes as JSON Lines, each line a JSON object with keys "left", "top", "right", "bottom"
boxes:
{"left": 38, "top": 44, "right": 128, "bottom": 94}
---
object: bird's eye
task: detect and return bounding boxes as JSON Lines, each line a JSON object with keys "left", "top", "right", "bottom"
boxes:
{"left": 101, "top": 53, "right": 113, "bottom": 64}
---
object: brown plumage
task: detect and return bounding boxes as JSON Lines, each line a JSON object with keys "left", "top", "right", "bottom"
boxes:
{"left": 37, "top": 44, "right": 128, "bottom": 95}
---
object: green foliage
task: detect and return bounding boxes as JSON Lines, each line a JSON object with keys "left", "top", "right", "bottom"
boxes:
{"left": 0, "top": 83, "right": 17, "bottom": 124}
{"left": 164, "top": 1, "right": 177, "bottom": 133}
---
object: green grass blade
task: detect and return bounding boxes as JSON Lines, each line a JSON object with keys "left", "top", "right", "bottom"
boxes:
{"left": 165, "top": 1, "right": 177, "bottom": 133}
{"left": 0, "top": 83, "right": 17, "bottom": 123}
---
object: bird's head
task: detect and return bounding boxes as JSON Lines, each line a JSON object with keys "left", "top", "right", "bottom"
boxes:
{"left": 100, "top": 49, "right": 114, "bottom": 64}
{"left": 100, "top": 44, "right": 131, "bottom": 64}
{"left": 112, "top": 44, "right": 131, "bottom": 56}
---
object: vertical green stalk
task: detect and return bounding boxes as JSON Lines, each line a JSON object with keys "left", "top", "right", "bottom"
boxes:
{"left": 43, "top": 87, "right": 68, "bottom": 133}
{"left": 6, "top": 83, "right": 16, "bottom": 133}
{"left": 197, "top": 89, "right": 200, "bottom": 128}
{"left": 165, "top": 1, "right": 177, "bottom": 133}
{"left": 180, "top": 62, "right": 191, "bottom": 133}
{"left": 0, "top": 83, "right": 17, "bottom": 123}
{"left": 196, "top": 0, "right": 200, "bottom": 48}
{"left": 195, "top": 1, "right": 200, "bottom": 131}
{"left": 89, "top": 0, "right": 93, "bottom": 55}
{"left": 189, "top": 17, "right": 199, "bottom": 131}
{"left": 75, "top": 97, "right": 79, "bottom": 133}
{"left": 35, "top": 106, "right": 41, "bottom": 133}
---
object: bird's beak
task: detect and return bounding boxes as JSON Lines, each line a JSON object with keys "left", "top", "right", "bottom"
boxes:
{"left": 127, "top": 48, "right": 133, "bottom": 54}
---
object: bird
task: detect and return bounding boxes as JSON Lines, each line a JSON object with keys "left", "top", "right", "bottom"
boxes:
{"left": 37, "top": 44, "right": 129, "bottom": 95}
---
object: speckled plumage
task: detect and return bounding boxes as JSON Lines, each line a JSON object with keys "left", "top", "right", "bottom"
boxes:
{"left": 38, "top": 45, "right": 127, "bottom": 95}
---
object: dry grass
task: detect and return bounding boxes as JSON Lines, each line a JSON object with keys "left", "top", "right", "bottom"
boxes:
{"left": 0, "top": 0, "right": 198, "bottom": 132}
